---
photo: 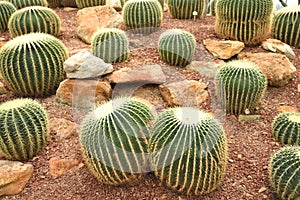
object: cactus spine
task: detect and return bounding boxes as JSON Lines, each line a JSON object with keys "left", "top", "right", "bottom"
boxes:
{"left": 75, "top": 0, "right": 106, "bottom": 8}
{"left": 0, "top": 1, "right": 16, "bottom": 33}
{"left": 215, "top": 60, "right": 267, "bottom": 115}
{"left": 149, "top": 107, "right": 227, "bottom": 195}
{"left": 8, "top": 6, "right": 61, "bottom": 38}
{"left": 167, "top": 0, "right": 207, "bottom": 19}
{"left": 215, "top": 0, "right": 274, "bottom": 45}
{"left": 5, "top": 0, "right": 48, "bottom": 9}
{"left": 0, "top": 98, "right": 49, "bottom": 161}
{"left": 0, "top": 33, "right": 68, "bottom": 97}
{"left": 91, "top": 28, "right": 130, "bottom": 63}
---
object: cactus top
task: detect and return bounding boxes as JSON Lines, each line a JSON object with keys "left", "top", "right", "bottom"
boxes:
{"left": 287, "top": 113, "right": 300, "bottom": 123}
{"left": 173, "top": 107, "right": 213, "bottom": 125}
{"left": 0, "top": 98, "right": 36, "bottom": 110}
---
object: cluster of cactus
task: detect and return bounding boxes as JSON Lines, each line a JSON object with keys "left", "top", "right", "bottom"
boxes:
{"left": 122, "top": 0, "right": 163, "bottom": 34}
{"left": 167, "top": 0, "right": 207, "bottom": 19}
{"left": 272, "top": 6, "right": 300, "bottom": 48}
{"left": 272, "top": 112, "right": 300, "bottom": 145}
{"left": 208, "top": 0, "right": 216, "bottom": 16}
{"left": 215, "top": 60, "right": 267, "bottom": 115}
{"left": 121, "top": 0, "right": 164, "bottom": 9}
{"left": 149, "top": 107, "right": 227, "bottom": 195}
{"left": 0, "top": 98, "right": 49, "bottom": 161}
{"left": 0, "top": 1, "right": 16, "bottom": 33}
{"left": 5, "top": 0, "right": 48, "bottom": 9}
{"left": 75, "top": 0, "right": 106, "bottom": 8}
{"left": 8, "top": 6, "right": 61, "bottom": 38}
{"left": 0, "top": 33, "right": 68, "bottom": 97}
{"left": 215, "top": 0, "right": 274, "bottom": 45}
{"left": 91, "top": 28, "right": 130, "bottom": 63}
{"left": 47, "top": 0, "right": 61, "bottom": 8}
{"left": 158, "top": 29, "right": 196, "bottom": 67}
{"left": 269, "top": 146, "right": 300, "bottom": 200}
{"left": 79, "top": 97, "right": 154, "bottom": 186}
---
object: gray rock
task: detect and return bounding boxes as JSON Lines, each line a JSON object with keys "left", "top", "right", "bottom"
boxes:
{"left": 261, "top": 39, "right": 296, "bottom": 60}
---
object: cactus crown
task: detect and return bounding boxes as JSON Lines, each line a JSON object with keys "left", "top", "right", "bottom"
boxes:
{"left": 0, "top": 1, "right": 16, "bottom": 33}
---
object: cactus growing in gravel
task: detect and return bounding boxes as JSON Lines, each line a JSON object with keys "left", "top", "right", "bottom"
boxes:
{"left": 215, "top": 0, "right": 273, "bottom": 45}
{"left": 8, "top": 6, "right": 61, "bottom": 38}
{"left": 215, "top": 60, "right": 267, "bottom": 115}
{"left": 272, "top": 6, "right": 300, "bottom": 48}
{"left": 272, "top": 112, "right": 300, "bottom": 145}
{"left": 75, "top": 0, "right": 106, "bottom": 8}
{"left": 0, "top": 1, "right": 16, "bottom": 33}
{"left": 167, "top": 0, "right": 207, "bottom": 19}
{"left": 158, "top": 29, "right": 196, "bottom": 67}
{"left": 0, "top": 98, "right": 49, "bottom": 161}
{"left": 269, "top": 146, "right": 300, "bottom": 200}
{"left": 121, "top": 0, "right": 164, "bottom": 9}
{"left": 149, "top": 107, "right": 227, "bottom": 195}
{"left": 122, "top": 0, "right": 163, "bottom": 34}
{"left": 5, "top": 0, "right": 48, "bottom": 9}
{"left": 0, "top": 33, "right": 68, "bottom": 97}
{"left": 79, "top": 97, "right": 154, "bottom": 186}
{"left": 91, "top": 28, "right": 130, "bottom": 63}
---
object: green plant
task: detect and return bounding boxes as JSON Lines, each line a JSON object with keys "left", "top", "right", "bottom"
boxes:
{"left": 121, "top": 0, "right": 164, "bottom": 9}
{"left": 5, "top": 0, "right": 48, "bottom": 9}
{"left": 0, "top": 98, "right": 49, "bottom": 161}
{"left": 167, "top": 0, "right": 207, "bottom": 19}
{"left": 272, "top": 6, "right": 300, "bottom": 48}
{"left": 149, "top": 107, "right": 227, "bottom": 195}
{"left": 47, "top": 0, "right": 61, "bottom": 8}
{"left": 122, "top": 0, "right": 163, "bottom": 34}
{"left": 215, "top": 0, "right": 273, "bottom": 45}
{"left": 91, "top": 28, "right": 130, "bottom": 63}
{"left": 0, "top": 33, "right": 68, "bottom": 97}
{"left": 208, "top": 0, "right": 216, "bottom": 16}
{"left": 215, "top": 60, "right": 267, "bottom": 115}
{"left": 8, "top": 6, "right": 61, "bottom": 38}
{"left": 158, "top": 29, "right": 196, "bottom": 67}
{"left": 79, "top": 97, "right": 154, "bottom": 186}
{"left": 269, "top": 146, "right": 300, "bottom": 200}
{"left": 75, "top": 0, "right": 106, "bottom": 8}
{"left": 0, "top": 1, "right": 16, "bottom": 33}
{"left": 272, "top": 112, "right": 300, "bottom": 145}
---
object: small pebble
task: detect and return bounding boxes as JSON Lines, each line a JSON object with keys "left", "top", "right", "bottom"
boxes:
{"left": 229, "top": 159, "right": 234, "bottom": 163}
{"left": 258, "top": 187, "right": 267, "bottom": 193}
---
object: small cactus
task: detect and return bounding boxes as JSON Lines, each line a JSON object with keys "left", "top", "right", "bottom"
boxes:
{"left": 8, "top": 6, "right": 61, "bottom": 38}
{"left": 0, "top": 1, "right": 16, "bottom": 33}
{"left": 215, "top": 60, "right": 267, "bottom": 115}
{"left": 149, "top": 107, "right": 227, "bottom": 195}
{"left": 0, "top": 98, "right": 49, "bottom": 161}
{"left": 91, "top": 28, "right": 130, "bottom": 63}
{"left": 167, "top": 0, "right": 207, "bottom": 19}
{"left": 75, "top": 0, "right": 106, "bottom": 8}
{"left": 269, "top": 146, "right": 300, "bottom": 200}
{"left": 5, "top": 0, "right": 48, "bottom": 9}
{"left": 158, "top": 29, "right": 196, "bottom": 67}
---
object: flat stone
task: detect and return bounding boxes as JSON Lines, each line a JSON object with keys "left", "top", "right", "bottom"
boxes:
{"left": 63, "top": 7, "right": 78, "bottom": 12}
{"left": 238, "top": 115, "right": 262, "bottom": 122}
{"left": 261, "top": 39, "right": 296, "bottom": 60}
{"left": 49, "top": 157, "right": 81, "bottom": 179}
{"left": 50, "top": 118, "right": 77, "bottom": 141}
{"left": 277, "top": 106, "right": 298, "bottom": 112}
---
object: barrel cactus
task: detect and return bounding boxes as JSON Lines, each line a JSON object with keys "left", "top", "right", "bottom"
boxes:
{"left": 0, "top": 1, "right": 16, "bottom": 33}
{"left": 0, "top": 33, "right": 68, "bottom": 97}
{"left": 269, "top": 146, "right": 300, "bottom": 200}
{"left": 215, "top": 0, "right": 273, "bottom": 45}
{"left": 75, "top": 0, "right": 106, "bottom": 8}
{"left": 79, "top": 97, "right": 154, "bottom": 186}
{"left": 121, "top": 0, "right": 164, "bottom": 9}
{"left": 158, "top": 29, "right": 196, "bottom": 67}
{"left": 8, "top": 6, "right": 61, "bottom": 38}
{"left": 91, "top": 28, "right": 130, "bottom": 63}
{"left": 215, "top": 60, "right": 267, "bottom": 115}
{"left": 122, "top": 0, "right": 163, "bottom": 34}
{"left": 47, "top": 0, "right": 61, "bottom": 8}
{"left": 168, "top": 0, "right": 207, "bottom": 19}
{"left": 149, "top": 107, "right": 227, "bottom": 195}
{"left": 272, "top": 6, "right": 300, "bottom": 48}
{"left": 208, "top": 0, "right": 216, "bottom": 16}
{"left": 0, "top": 98, "right": 49, "bottom": 161}
{"left": 5, "top": 0, "right": 48, "bottom": 9}
{"left": 272, "top": 112, "right": 300, "bottom": 145}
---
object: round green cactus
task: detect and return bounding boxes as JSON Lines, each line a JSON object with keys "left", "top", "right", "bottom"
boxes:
{"left": 121, "top": 0, "right": 164, "bottom": 9}
{"left": 208, "top": 0, "right": 216, "bottom": 16}
{"left": 269, "top": 146, "right": 300, "bottom": 200}
{"left": 47, "top": 0, "right": 61, "bottom": 8}
{"left": 149, "top": 107, "right": 227, "bottom": 195}
{"left": 8, "top": 6, "right": 61, "bottom": 38}
{"left": 122, "top": 0, "right": 163, "bottom": 34}
{"left": 272, "top": 6, "right": 300, "bottom": 48}
{"left": 0, "top": 1, "right": 16, "bottom": 33}
{"left": 0, "top": 33, "right": 68, "bottom": 97}
{"left": 272, "top": 112, "right": 300, "bottom": 145}
{"left": 5, "top": 0, "right": 48, "bottom": 9}
{"left": 215, "top": 0, "right": 273, "bottom": 45}
{"left": 168, "top": 0, "right": 207, "bottom": 19}
{"left": 91, "top": 28, "right": 130, "bottom": 63}
{"left": 79, "top": 97, "right": 154, "bottom": 186}
{"left": 75, "top": 0, "right": 106, "bottom": 8}
{"left": 0, "top": 98, "right": 49, "bottom": 161}
{"left": 215, "top": 60, "right": 267, "bottom": 115}
{"left": 158, "top": 29, "right": 196, "bottom": 67}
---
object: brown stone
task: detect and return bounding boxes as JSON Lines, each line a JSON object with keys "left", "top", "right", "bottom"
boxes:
{"left": 186, "top": 60, "right": 225, "bottom": 77}
{"left": 49, "top": 157, "right": 81, "bottom": 179}
{"left": 50, "top": 118, "right": 77, "bottom": 140}
{"left": 261, "top": 39, "right": 295, "bottom": 60}
{"left": 277, "top": 106, "right": 298, "bottom": 112}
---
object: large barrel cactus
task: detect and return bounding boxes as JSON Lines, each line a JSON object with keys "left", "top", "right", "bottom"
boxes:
{"left": 91, "top": 28, "right": 130, "bottom": 63}
{"left": 5, "top": 0, "right": 48, "bottom": 9}
{"left": 122, "top": 0, "right": 163, "bottom": 34}
{"left": 75, "top": 0, "right": 106, "bottom": 8}
{"left": 0, "top": 1, "right": 16, "bottom": 33}
{"left": 272, "top": 6, "right": 300, "bottom": 48}
{"left": 158, "top": 29, "right": 196, "bottom": 67}
{"left": 8, "top": 6, "right": 61, "bottom": 38}
{"left": 79, "top": 97, "right": 154, "bottom": 186}
{"left": 0, "top": 33, "right": 68, "bottom": 97}
{"left": 215, "top": 0, "right": 273, "bottom": 45}
{"left": 168, "top": 0, "right": 207, "bottom": 19}
{"left": 215, "top": 60, "right": 267, "bottom": 115}
{"left": 269, "top": 146, "right": 300, "bottom": 200}
{"left": 121, "top": 0, "right": 164, "bottom": 9}
{"left": 0, "top": 98, "right": 49, "bottom": 161}
{"left": 149, "top": 107, "right": 227, "bottom": 195}
{"left": 272, "top": 112, "right": 300, "bottom": 145}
